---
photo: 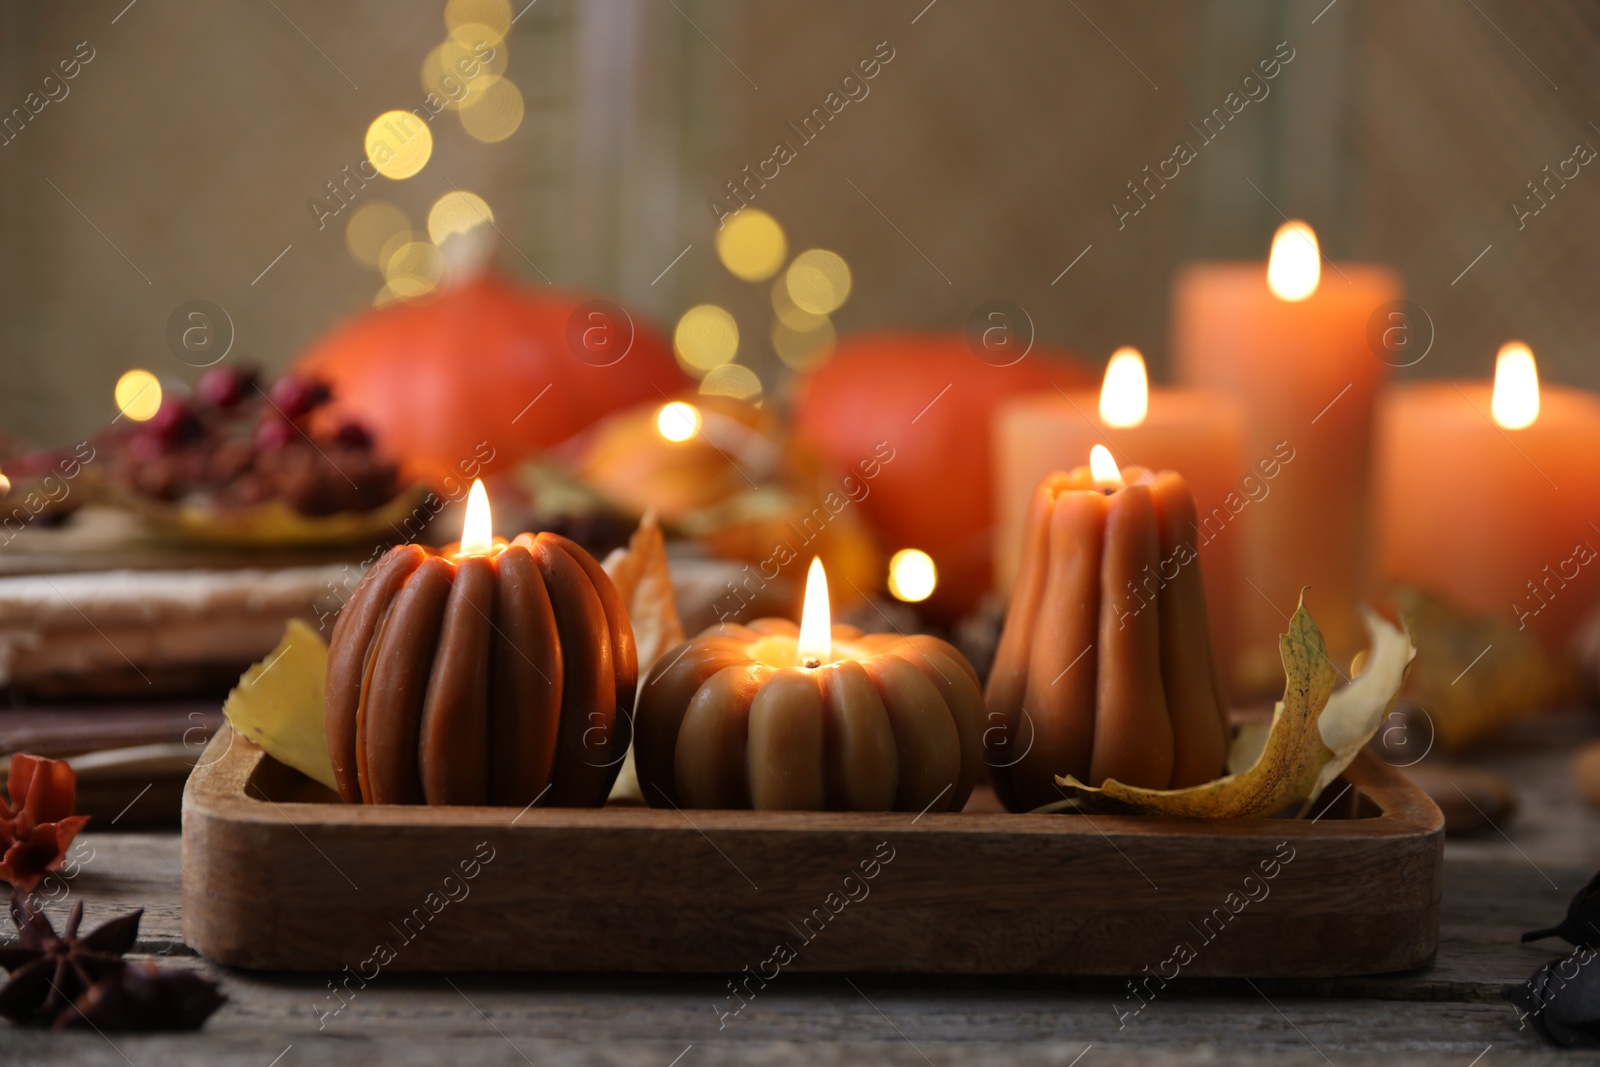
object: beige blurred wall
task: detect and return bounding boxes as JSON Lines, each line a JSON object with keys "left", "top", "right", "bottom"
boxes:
{"left": 2, "top": 0, "right": 1598, "bottom": 447}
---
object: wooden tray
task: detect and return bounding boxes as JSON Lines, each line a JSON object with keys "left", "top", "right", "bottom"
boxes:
{"left": 182, "top": 725, "right": 1443, "bottom": 977}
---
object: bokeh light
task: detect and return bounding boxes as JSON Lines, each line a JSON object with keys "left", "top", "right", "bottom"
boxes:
{"left": 771, "top": 276, "right": 829, "bottom": 331}
{"left": 0, "top": 469, "right": 10, "bottom": 498}
{"left": 365, "top": 111, "right": 434, "bottom": 180}
{"left": 772, "top": 317, "right": 836, "bottom": 372}
{"left": 115, "top": 369, "right": 162, "bottom": 421}
{"left": 345, "top": 201, "right": 410, "bottom": 269}
{"left": 887, "top": 548, "right": 938, "bottom": 603}
{"left": 656, "top": 401, "right": 702, "bottom": 442}
{"left": 382, "top": 240, "right": 445, "bottom": 297}
{"left": 421, "top": 26, "right": 509, "bottom": 109}
{"left": 699, "top": 363, "right": 763, "bottom": 401}
{"left": 673, "top": 304, "right": 739, "bottom": 373}
{"left": 784, "top": 249, "right": 852, "bottom": 315}
{"left": 445, "top": 0, "right": 512, "bottom": 43}
{"left": 459, "top": 78, "right": 524, "bottom": 143}
{"left": 715, "top": 209, "right": 786, "bottom": 282}
{"left": 427, "top": 191, "right": 494, "bottom": 245}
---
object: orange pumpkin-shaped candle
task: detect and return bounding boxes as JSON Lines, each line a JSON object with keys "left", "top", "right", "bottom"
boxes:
{"left": 635, "top": 559, "right": 985, "bottom": 812}
{"left": 325, "top": 480, "right": 636, "bottom": 807}
{"left": 985, "top": 447, "right": 1229, "bottom": 812}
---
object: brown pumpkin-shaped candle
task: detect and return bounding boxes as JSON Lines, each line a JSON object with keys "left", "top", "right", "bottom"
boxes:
{"left": 325, "top": 480, "right": 636, "bottom": 807}
{"left": 634, "top": 558, "right": 986, "bottom": 812}
{"left": 986, "top": 446, "right": 1229, "bottom": 812}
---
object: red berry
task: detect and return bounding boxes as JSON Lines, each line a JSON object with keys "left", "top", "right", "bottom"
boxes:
{"left": 333, "top": 421, "right": 372, "bottom": 449}
{"left": 148, "top": 398, "right": 201, "bottom": 443}
{"left": 254, "top": 416, "right": 296, "bottom": 452}
{"left": 196, "top": 366, "right": 256, "bottom": 409}
{"left": 268, "top": 375, "right": 330, "bottom": 419}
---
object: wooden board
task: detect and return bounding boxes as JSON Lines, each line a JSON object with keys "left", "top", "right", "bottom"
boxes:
{"left": 182, "top": 725, "right": 1443, "bottom": 977}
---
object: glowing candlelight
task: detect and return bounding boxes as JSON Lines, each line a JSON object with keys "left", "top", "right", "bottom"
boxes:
{"left": 796, "top": 556, "right": 832, "bottom": 666}
{"left": 1491, "top": 341, "right": 1539, "bottom": 430}
{"left": 1089, "top": 444, "right": 1124, "bottom": 490}
{"left": 457, "top": 478, "right": 494, "bottom": 557}
{"left": 655, "top": 401, "right": 702, "bottom": 442}
{"left": 887, "top": 548, "right": 938, "bottom": 603}
{"left": 1098, "top": 347, "right": 1149, "bottom": 429}
{"left": 1267, "top": 220, "right": 1320, "bottom": 302}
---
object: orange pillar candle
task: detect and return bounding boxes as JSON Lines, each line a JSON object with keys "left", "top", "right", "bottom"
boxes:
{"left": 985, "top": 448, "right": 1230, "bottom": 812}
{"left": 1376, "top": 343, "right": 1600, "bottom": 647}
{"left": 1173, "top": 221, "right": 1402, "bottom": 694}
{"left": 635, "top": 558, "right": 986, "bottom": 812}
{"left": 324, "top": 480, "right": 637, "bottom": 807}
{"left": 995, "top": 348, "right": 1245, "bottom": 690}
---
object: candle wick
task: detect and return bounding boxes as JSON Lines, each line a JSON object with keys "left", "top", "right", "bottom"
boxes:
{"left": 803, "top": 658, "right": 821, "bottom": 669}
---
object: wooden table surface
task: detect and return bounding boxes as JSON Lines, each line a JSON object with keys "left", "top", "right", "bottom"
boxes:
{"left": 7, "top": 712, "right": 1599, "bottom": 1066}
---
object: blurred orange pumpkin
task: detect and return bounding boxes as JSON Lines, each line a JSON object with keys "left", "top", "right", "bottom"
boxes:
{"left": 297, "top": 274, "right": 689, "bottom": 485}
{"left": 792, "top": 331, "right": 1093, "bottom": 620}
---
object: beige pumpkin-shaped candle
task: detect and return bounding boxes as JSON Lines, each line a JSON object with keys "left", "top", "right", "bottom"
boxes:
{"left": 986, "top": 446, "right": 1230, "bottom": 812}
{"left": 324, "top": 480, "right": 636, "bottom": 807}
{"left": 635, "top": 558, "right": 985, "bottom": 812}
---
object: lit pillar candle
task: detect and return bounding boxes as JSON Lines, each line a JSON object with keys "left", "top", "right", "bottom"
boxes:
{"left": 1376, "top": 344, "right": 1600, "bottom": 646}
{"left": 634, "top": 558, "right": 987, "bottom": 811}
{"left": 324, "top": 479, "right": 637, "bottom": 807}
{"left": 1173, "top": 221, "right": 1402, "bottom": 694}
{"left": 994, "top": 348, "right": 1244, "bottom": 690}
{"left": 985, "top": 447, "right": 1230, "bottom": 811}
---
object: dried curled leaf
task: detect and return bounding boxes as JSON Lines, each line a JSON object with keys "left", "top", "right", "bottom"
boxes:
{"left": 222, "top": 619, "right": 336, "bottom": 791}
{"left": 601, "top": 510, "right": 684, "bottom": 676}
{"left": 602, "top": 512, "right": 685, "bottom": 806}
{"left": 1058, "top": 596, "right": 1416, "bottom": 818}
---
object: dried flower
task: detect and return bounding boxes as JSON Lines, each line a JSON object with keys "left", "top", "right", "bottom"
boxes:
{"left": 0, "top": 754, "right": 90, "bottom": 892}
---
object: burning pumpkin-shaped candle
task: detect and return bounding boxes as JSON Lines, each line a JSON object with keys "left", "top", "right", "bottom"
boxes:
{"left": 986, "top": 447, "right": 1230, "bottom": 812}
{"left": 634, "top": 558, "right": 985, "bottom": 812}
{"left": 324, "top": 480, "right": 636, "bottom": 807}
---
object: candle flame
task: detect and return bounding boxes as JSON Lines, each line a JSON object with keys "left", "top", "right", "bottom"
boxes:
{"left": 796, "top": 556, "right": 832, "bottom": 666}
{"left": 459, "top": 478, "right": 494, "bottom": 555}
{"left": 1267, "top": 220, "right": 1320, "bottom": 302}
{"left": 1089, "top": 444, "right": 1124, "bottom": 490}
{"left": 1491, "top": 341, "right": 1539, "bottom": 430}
{"left": 1099, "top": 347, "right": 1149, "bottom": 428}
{"left": 887, "top": 548, "right": 938, "bottom": 603}
{"left": 656, "top": 401, "right": 701, "bottom": 442}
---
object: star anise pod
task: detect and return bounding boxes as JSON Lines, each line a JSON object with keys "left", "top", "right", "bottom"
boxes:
{"left": 1523, "top": 870, "right": 1600, "bottom": 950}
{"left": 0, "top": 891, "right": 140, "bottom": 1027}
{"left": 55, "top": 961, "right": 225, "bottom": 1032}
{"left": 1503, "top": 952, "right": 1600, "bottom": 1048}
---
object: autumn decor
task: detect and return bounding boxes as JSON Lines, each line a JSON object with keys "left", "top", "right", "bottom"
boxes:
{"left": 791, "top": 330, "right": 1093, "bottom": 619}
{"left": 570, "top": 395, "right": 883, "bottom": 609}
{"left": 324, "top": 486, "right": 637, "bottom": 807}
{"left": 985, "top": 461, "right": 1232, "bottom": 808}
{"left": 0, "top": 754, "right": 89, "bottom": 893}
{"left": 1052, "top": 598, "right": 1415, "bottom": 819}
{"left": 1508, "top": 870, "right": 1600, "bottom": 1047}
{"left": 633, "top": 560, "right": 986, "bottom": 812}
{"left": 297, "top": 272, "right": 689, "bottom": 485}
{"left": 0, "top": 894, "right": 224, "bottom": 1031}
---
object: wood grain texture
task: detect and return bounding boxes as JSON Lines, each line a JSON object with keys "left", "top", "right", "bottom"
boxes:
{"left": 182, "top": 725, "right": 1442, "bottom": 976}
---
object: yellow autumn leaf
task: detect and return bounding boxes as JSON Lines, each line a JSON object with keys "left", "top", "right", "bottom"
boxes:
{"left": 222, "top": 618, "right": 337, "bottom": 790}
{"left": 1058, "top": 596, "right": 1416, "bottom": 818}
